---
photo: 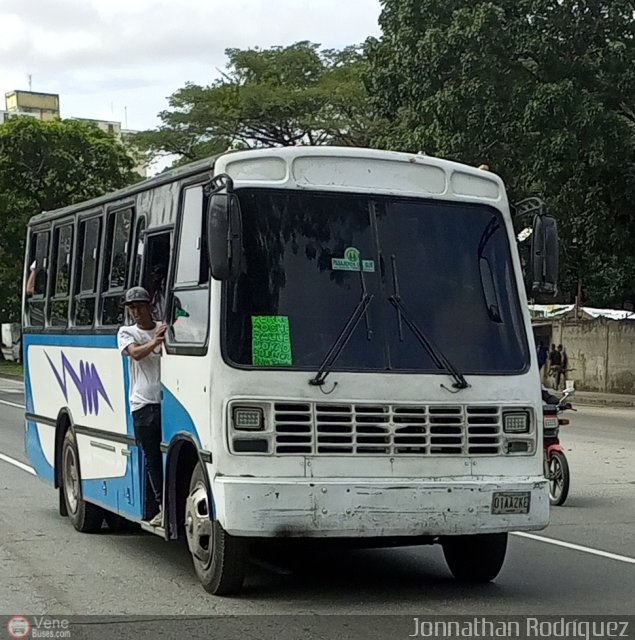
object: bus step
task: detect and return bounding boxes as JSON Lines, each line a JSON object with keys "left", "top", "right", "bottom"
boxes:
{"left": 140, "top": 521, "right": 166, "bottom": 538}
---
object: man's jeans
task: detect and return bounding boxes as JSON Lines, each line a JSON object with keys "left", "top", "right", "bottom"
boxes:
{"left": 132, "top": 403, "right": 163, "bottom": 515}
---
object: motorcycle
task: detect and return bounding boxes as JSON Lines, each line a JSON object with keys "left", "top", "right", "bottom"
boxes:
{"left": 543, "top": 387, "right": 575, "bottom": 506}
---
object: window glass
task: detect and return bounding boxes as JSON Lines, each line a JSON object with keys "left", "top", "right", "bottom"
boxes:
{"left": 175, "top": 187, "right": 203, "bottom": 285}
{"left": 50, "top": 300, "right": 69, "bottom": 327}
{"left": 171, "top": 289, "right": 209, "bottom": 344}
{"left": 102, "top": 295, "right": 124, "bottom": 326}
{"left": 28, "top": 301, "right": 46, "bottom": 328}
{"left": 75, "top": 298, "right": 95, "bottom": 327}
{"left": 108, "top": 209, "right": 132, "bottom": 289}
{"left": 79, "top": 218, "right": 101, "bottom": 294}
{"left": 33, "top": 231, "right": 50, "bottom": 297}
{"left": 133, "top": 219, "right": 146, "bottom": 285}
{"left": 54, "top": 225, "right": 73, "bottom": 297}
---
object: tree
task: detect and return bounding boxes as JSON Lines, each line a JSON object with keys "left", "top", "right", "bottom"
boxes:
{"left": 134, "top": 41, "right": 378, "bottom": 166}
{"left": 0, "top": 117, "right": 139, "bottom": 322}
{"left": 366, "top": 0, "right": 635, "bottom": 306}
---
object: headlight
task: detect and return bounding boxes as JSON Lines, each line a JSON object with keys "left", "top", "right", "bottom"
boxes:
{"left": 543, "top": 416, "right": 558, "bottom": 430}
{"left": 232, "top": 406, "right": 265, "bottom": 431}
{"left": 503, "top": 411, "right": 530, "bottom": 434}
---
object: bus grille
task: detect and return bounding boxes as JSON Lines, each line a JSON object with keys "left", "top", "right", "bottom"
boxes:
{"left": 273, "top": 402, "right": 502, "bottom": 456}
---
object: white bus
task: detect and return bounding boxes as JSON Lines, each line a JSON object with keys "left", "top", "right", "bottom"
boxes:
{"left": 23, "top": 146, "right": 558, "bottom": 594}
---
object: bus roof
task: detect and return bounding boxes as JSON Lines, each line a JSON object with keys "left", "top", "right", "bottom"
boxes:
{"left": 29, "top": 146, "right": 503, "bottom": 225}
{"left": 29, "top": 153, "right": 222, "bottom": 225}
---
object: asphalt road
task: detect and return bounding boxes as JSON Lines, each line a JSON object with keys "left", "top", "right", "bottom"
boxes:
{"left": 1, "top": 378, "right": 633, "bottom": 635}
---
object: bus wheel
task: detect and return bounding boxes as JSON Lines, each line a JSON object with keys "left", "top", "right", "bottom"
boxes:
{"left": 185, "top": 462, "right": 248, "bottom": 595}
{"left": 61, "top": 430, "right": 104, "bottom": 533}
{"left": 441, "top": 533, "right": 507, "bottom": 582}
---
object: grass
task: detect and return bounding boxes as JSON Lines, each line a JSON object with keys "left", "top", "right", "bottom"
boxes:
{"left": 0, "top": 360, "right": 24, "bottom": 377}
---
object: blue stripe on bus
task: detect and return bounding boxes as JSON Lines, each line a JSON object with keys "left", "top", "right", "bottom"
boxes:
{"left": 23, "top": 331, "right": 208, "bottom": 520}
{"left": 161, "top": 385, "right": 202, "bottom": 447}
{"left": 25, "top": 420, "right": 55, "bottom": 485}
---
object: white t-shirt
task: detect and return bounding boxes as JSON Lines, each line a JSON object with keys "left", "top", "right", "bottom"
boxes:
{"left": 117, "top": 323, "right": 162, "bottom": 412}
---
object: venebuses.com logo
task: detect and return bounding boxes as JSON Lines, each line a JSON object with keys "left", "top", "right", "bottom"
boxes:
{"left": 7, "top": 616, "right": 30, "bottom": 638}
{"left": 6, "top": 616, "right": 71, "bottom": 639}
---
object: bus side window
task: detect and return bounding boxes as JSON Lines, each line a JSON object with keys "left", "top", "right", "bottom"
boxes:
{"left": 74, "top": 217, "right": 102, "bottom": 327}
{"left": 26, "top": 230, "right": 50, "bottom": 328}
{"left": 49, "top": 223, "right": 74, "bottom": 328}
{"left": 101, "top": 208, "right": 133, "bottom": 326}
{"left": 132, "top": 218, "right": 146, "bottom": 286}
{"left": 170, "top": 185, "right": 209, "bottom": 347}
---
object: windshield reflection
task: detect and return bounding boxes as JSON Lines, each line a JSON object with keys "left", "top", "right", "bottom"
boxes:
{"left": 223, "top": 189, "right": 528, "bottom": 374}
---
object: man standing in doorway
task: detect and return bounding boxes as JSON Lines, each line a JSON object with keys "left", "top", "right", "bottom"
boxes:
{"left": 117, "top": 286, "right": 167, "bottom": 527}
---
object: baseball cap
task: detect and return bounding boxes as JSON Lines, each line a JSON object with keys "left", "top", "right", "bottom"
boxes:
{"left": 124, "top": 286, "right": 151, "bottom": 305}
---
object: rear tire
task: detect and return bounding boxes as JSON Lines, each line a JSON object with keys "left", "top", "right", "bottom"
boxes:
{"left": 548, "top": 450, "right": 570, "bottom": 506}
{"left": 185, "top": 462, "right": 248, "bottom": 595}
{"left": 61, "top": 430, "right": 105, "bottom": 533}
{"left": 442, "top": 533, "right": 507, "bottom": 582}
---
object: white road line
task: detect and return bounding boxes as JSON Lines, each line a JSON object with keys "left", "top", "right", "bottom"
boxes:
{"left": 0, "top": 399, "right": 25, "bottom": 409}
{"left": 0, "top": 389, "right": 24, "bottom": 394}
{"left": 513, "top": 531, "right": 635, "bottom": 565}
{"left": 0, "top": 377, "right": 24, "bottom": 387}
{"left": 0, "top": 447, "right": 633, "bottom": 568}
{"left": 0, "top": 452, "right": 35, "bottom": 475}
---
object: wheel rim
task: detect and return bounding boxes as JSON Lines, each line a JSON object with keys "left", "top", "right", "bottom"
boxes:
{"left": 63, "top": 444, "right": 80, "bottom": 514}
{"left": 185, "top": 481, "right": 213, "bottom": 568}
{"left": 549, "top": 455, "right": 563, "bottom": 500}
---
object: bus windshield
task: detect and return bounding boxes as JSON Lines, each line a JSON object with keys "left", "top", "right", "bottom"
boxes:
{"left": 223, "top": 188, "right": 529, "bottom": 375}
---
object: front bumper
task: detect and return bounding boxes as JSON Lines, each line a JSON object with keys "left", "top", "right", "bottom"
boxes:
{"left": 212, "top": 475, "right": 550, "bottom": 538}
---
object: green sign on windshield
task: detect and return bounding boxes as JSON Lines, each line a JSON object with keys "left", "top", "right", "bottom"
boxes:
{"left": 332, "top": 246, "right": 375, "bottom": 272}
{"left": 252, "top": 315, "right": 293, "bottom": 366}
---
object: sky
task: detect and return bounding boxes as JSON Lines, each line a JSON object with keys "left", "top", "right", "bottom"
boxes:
{"left": 0, "top": 0, "right": 382, "bottom": 133}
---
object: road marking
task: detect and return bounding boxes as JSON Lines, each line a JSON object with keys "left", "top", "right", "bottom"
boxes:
{"left": 0, "top": 445, "right": 633, "bottom": 568}
{"left": 0, "top": 399, "right": 25, "bottom": 409}
{"left": 0, "top": 377, "right": 24, "bottom": 387}
{"left": 513, "top": 531, "right": 635, "bottom": 565}
{"left": 0, "top": 452, "right": 35, "bottom": 475}
{"left": 0, "top": 388, "right": 24, "bottom": 394}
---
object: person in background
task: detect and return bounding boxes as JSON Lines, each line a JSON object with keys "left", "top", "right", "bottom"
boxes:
{"left": 537, "top": 341, "right": 549, "bottom": 381}
{"left": 558, "top": 344, "right": 569, "bottom": 389}
{"left": 117, "top": 286, "right": 166, "bottom": 527}
{"left": 548, "top": 343, "right": 562, "bottom": 387}
{"left": 148, "top": 263, "right": 167, "bottom": 322}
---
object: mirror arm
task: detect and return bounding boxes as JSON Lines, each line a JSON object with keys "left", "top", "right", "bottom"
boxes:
{"left": 512, "top": 196, "right": 548, "bottom": 221}
{"left": 204, "top": 173, "right": 234, "bottom": 197}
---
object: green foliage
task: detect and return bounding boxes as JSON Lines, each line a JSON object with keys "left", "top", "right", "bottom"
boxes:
{"left": 366, "top": 0, "right": 635, "bottom": 306}
{"left": 133, "top": 41, "right": 378, "bottom": 165}
{"left": 0, "top": 117, "right": 139, "bottom": 322}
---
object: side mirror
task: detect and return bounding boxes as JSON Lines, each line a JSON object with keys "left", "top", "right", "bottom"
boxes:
{"left": 207, "top": 193, "right": 243, "bottom": 281}
{"left": 531, "top": 214, "right": 558, "bottom": 296}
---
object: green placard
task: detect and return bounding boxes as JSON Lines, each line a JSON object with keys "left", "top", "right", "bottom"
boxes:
{"left": 252, "top": 316, "right": 293, "bottom": 366}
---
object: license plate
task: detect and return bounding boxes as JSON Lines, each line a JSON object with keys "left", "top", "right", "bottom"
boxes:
{"left": 491, "top": 492, "right": 531, "bottom": 514}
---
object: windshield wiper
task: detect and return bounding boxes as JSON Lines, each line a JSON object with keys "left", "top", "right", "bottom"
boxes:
{"left": 388, "top": 295, "right": 469, "bottom": 390}
{"left": 309, "top": 292, "right": 374, "bottom": 387}
{"left": 389, "top": 255, "right": 469, "bottom": 390}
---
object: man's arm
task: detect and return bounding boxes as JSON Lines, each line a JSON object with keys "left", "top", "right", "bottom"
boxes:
{"left": 26, "top": 262, "right": 36, "bottom": 296}
{"left": 125, "top": 325, "right": 166, "bottom": 361}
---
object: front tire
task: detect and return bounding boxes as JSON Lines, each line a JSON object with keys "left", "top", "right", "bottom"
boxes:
{"left": 442, "top": 533, "right": 508, "bottom": 582}
{"left": 548, "top": 450, "right": 570, "bottom": 506}
{"left": 184, "top": 462, "right": 248, "bottom": 595}
{"left": 61, "top": 430, "right": 105, "bottom": 533}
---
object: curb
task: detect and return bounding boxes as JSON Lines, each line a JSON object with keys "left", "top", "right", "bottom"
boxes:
{"left": 574, "top": 397, "right": 635, "bottom": 409}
